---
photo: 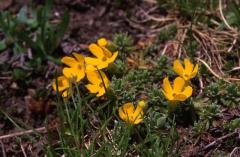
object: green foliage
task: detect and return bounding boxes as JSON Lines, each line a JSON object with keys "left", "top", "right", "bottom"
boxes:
{"left": 222, "top": 0, "right": 240, "bottom": 29}
{"left": 2, "top": 0, "right": 240, "bottom": 156}
{"left": 157, "top": 0, "right": 217, "bottom": 22}
{"left": 46, "top": 84, "right": 179, "bottom": 157}
{"left": 193, "top": 101, "right": 221, "bottom": 134}
{"left": 204, "top": 80, "right": 240, "bottom": 107}
{"left": 224, "top": 118, "right": 240, "bottom": 131}
{"left": 111, "top": 69, "right": 152, "bottom": 103}
{"left": 12, "top": 69, "right": 31, "bottom": 81}
{"left": 193, "top": 79, "right": 240, "bottom": 134}
{"left": 0, "top": 0, "right": 69, "bottom": 62}
{"left": 107, "top": 59, "right": 128, "bottom": 78}
{"left": 148, "top": 87, "right": 167, "bottom": 108}
{"left": 137, "top": 118, "right": 179, "bottom": 157}
{"left": 0, "top": 40, "right": 6, "bottom": 51}
{"left": 46, "top": 89, "right": 88, "bottom": 156}
{"left": 113, "top": 32, "right": 134, "bottom": 60}
{"left": 154, "top": 55, "right": 175, "bottom": 80}
{"left": 212, "top": 151, "right": 229, "bottom": 157}
{"left": 158, "top": 24, "right": 177, "bottom": 43}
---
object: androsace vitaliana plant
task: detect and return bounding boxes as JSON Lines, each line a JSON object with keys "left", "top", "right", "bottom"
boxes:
{"left": 162, "top": 58, "right": 198, "bottom": 111}
{"left": 52, "top": 37, "right": 118, "bottom": 98}
{"left": 118, "top": 100, "right": 145, "bottom": 125}
{"left": 51, "top": 41, "right": 200, "bottom": 156}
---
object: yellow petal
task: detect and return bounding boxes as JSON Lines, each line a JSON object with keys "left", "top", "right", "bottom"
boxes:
{"left": 96, "top": 87, "right": 106, "bottom": 97}
{"left": 134, "top": 101, "right": 145, "bottom": 115}
{"left": 62, "top": 90, "right": 70, "bottom": 98}
{"left": 121, "top": 103, "right": 135, "bottom": 122}
{"left": 133, "top": 111, "right": 144, "bottom": 123}
{"left": 173, "top": 59, "right": 184, "bottom": 77}
{"left": 85, "top": 65, "right": 96, "bottom": 72}
{"left": 102, "top": 47, "right": 113, "bottom": 58}
{"left": 174, "top": 93, "right": 187, "bottom": 101}
{"left": 86, "top": 84, "right": 99, "bottom": 93}
{"left": 119, "top": 106, "right": 128, "bottom": 122}
{"left": 85, "top": 57, "right": 109, "bottom": 70}
{"left": 162, "top": 90, "right": 174, "bottom": 101}
{"left": 61, "top": 56, "right": 78, "bottom": 67}
{"left": 97, "top": 62, "right": 109, "bottom": 69}
{"left": 107, "top": 51, "right": 118, "bottom": 64}
{"left": 163, "top": 77, "right": 172, "bottom": 93}
{"left": 133, "top": 117, "right": 143, "bottom": 124}
{"left": 77, "top": 68, "right": 85, "bottom": 81}
{"left": 182, "top": 86, "right": 193, "bottom": 97}
{"left": 72, "top": 52, "right": 84, "bottom": 63}
{"left": 132, "top": 102, "right": 144, "bottom": 120}
{"left": 191, "top": 64, "right": 198, "bottom": 78}
{"left": 85, "top": 57, "right": 102, "bottom": 66}
{"left": 52, "top": 76, "right": 70, "bottom": 92}
{"left": 86, "top": 71, "right": 101, "bottom": 84}
{"left": 97, "top": 38, "right": 108, "bottom": 47}
{"left": 63, "top": 67, "right": 84, "bottom": 82}
{"left": 63, "top": 67, "right": 76, "bottom": 80}
{"left": 138, "top": 100, "right": 145, "bottom": 108}
{"left": 100, "top": 71, "right": 110, "bottom": 88}
{"left": 173, "top": 77, "right": 185, "bottom": 93}
{"left": 184, "top": 58, "right": 194, "bottom": 75}
{"left": 89, "top": 44, "right": 104, "bottom": 58}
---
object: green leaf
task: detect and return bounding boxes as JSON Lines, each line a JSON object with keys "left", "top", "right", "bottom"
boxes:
{"left": 12, "top": 69, "right": 30, "bottom": 80}
{"left": 56, "top": 11, "right": 69, "bottom": 39}
{"left": 229, "top": 0, "right": 240, "bottom": 27}
{"left": 13, "top": 43, "right": 25, "bottom": 54}
{"left": 0, "top": 40, "right": 6, "bottom": 51}
{"left": 17, "top": 6, "right": 28, "bottom": 23}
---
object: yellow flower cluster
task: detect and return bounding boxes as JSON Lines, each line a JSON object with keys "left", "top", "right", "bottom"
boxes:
{"left": 162, "top": 58, "right": 198, "bottom": 102}
{"left": 53, "top": 40, "right": 198, "bottom": 126}
{"left": 118, "top": 101, "right": 145, "bottom": 125}
{"left": 118, "top": 59, "right": 198, "bottom": 125}
{"left": 52, "top": 38, "right": 118, "bottom": 98}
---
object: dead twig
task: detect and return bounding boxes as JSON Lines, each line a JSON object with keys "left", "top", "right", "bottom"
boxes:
{"left": 142, "top": 0, "right": 157, "bottom": 4}
{"left": 20, "top": 143, "right": 28, "bottom": 157}
{"left": 0, "top": 127, "right": 46, "bottom": 140}
{"left": 202, "top": 131, "right": 239, "bottom": 152}
{"left": 227, "top": 38, "right": 237, "bottom": 53}
{"left": 199, "top": 76, "right": 204, "bottom": 94}
{"left": 230, "top": 147, "right": 240, "bottom": 157}
{"left": 197, "top": 58, "right": 231, "bottom": 83}
{"left": 0, "top": 140, "right": 6, "bottom": 157}
{"left": 125, "top": 19, "right": 146, "bottom": 32}
{"left": 227, "top": 66, "right": 240, "bottom": 72}
{"left": 177, "top": 25, "right": 188, "bottom": 58}
{"left": 0, "top": 77, "right": 12, "bottom": 80}
{"left": 161, "top": 44, "right": 168, "bottom": 56}
{"left": 219, "top": 0, "right": 236, "bottom": 32}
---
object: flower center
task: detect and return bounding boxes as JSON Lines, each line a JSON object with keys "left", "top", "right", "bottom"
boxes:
{"left": 58, "top": 80, "right": 63, "bottom": 87}
{"left": 172, "top": 92, "right": 177, "bottom": 97}
{"left": 99, "top": 82, "right": 104, "bottom": 88}
{"left": 184, "top": 74, "right": 189, "bottom": 78}
{"left": 77, "top": 64, "right": 82, "bottom": 70}
{"left": 102, "top": 57, "right": 107, "bottom": 62}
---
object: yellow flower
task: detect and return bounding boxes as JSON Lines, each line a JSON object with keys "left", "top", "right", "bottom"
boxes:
{"left": 85, "top": 70, "right": 110, "bottom": 97}
{"left": 52, "top": 76, "right": 71, "bottom": 98}
{"left": 85, "top": 38, "right": 118, "bottom": 71}
{"left": 173, "top": 58, "right": 198, "bottom": 81}
{"left": 118, "top": 101, "right": 145, "bottom": 125}
{"left": 162, "top": 77, "right": 192, "bottom": 102}
{"left": 61, "top": 52, "right": 85, "bottom": 82}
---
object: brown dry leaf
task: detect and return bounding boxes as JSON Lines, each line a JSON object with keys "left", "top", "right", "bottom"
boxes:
{"left": 0, "top": 50, "right": 10, "bottom": 64}
{"left": 0, "top": 0, "right": 12, "bottom": 10}
{"left": 25, "top": 96, "right": 54, "bottom": 115}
